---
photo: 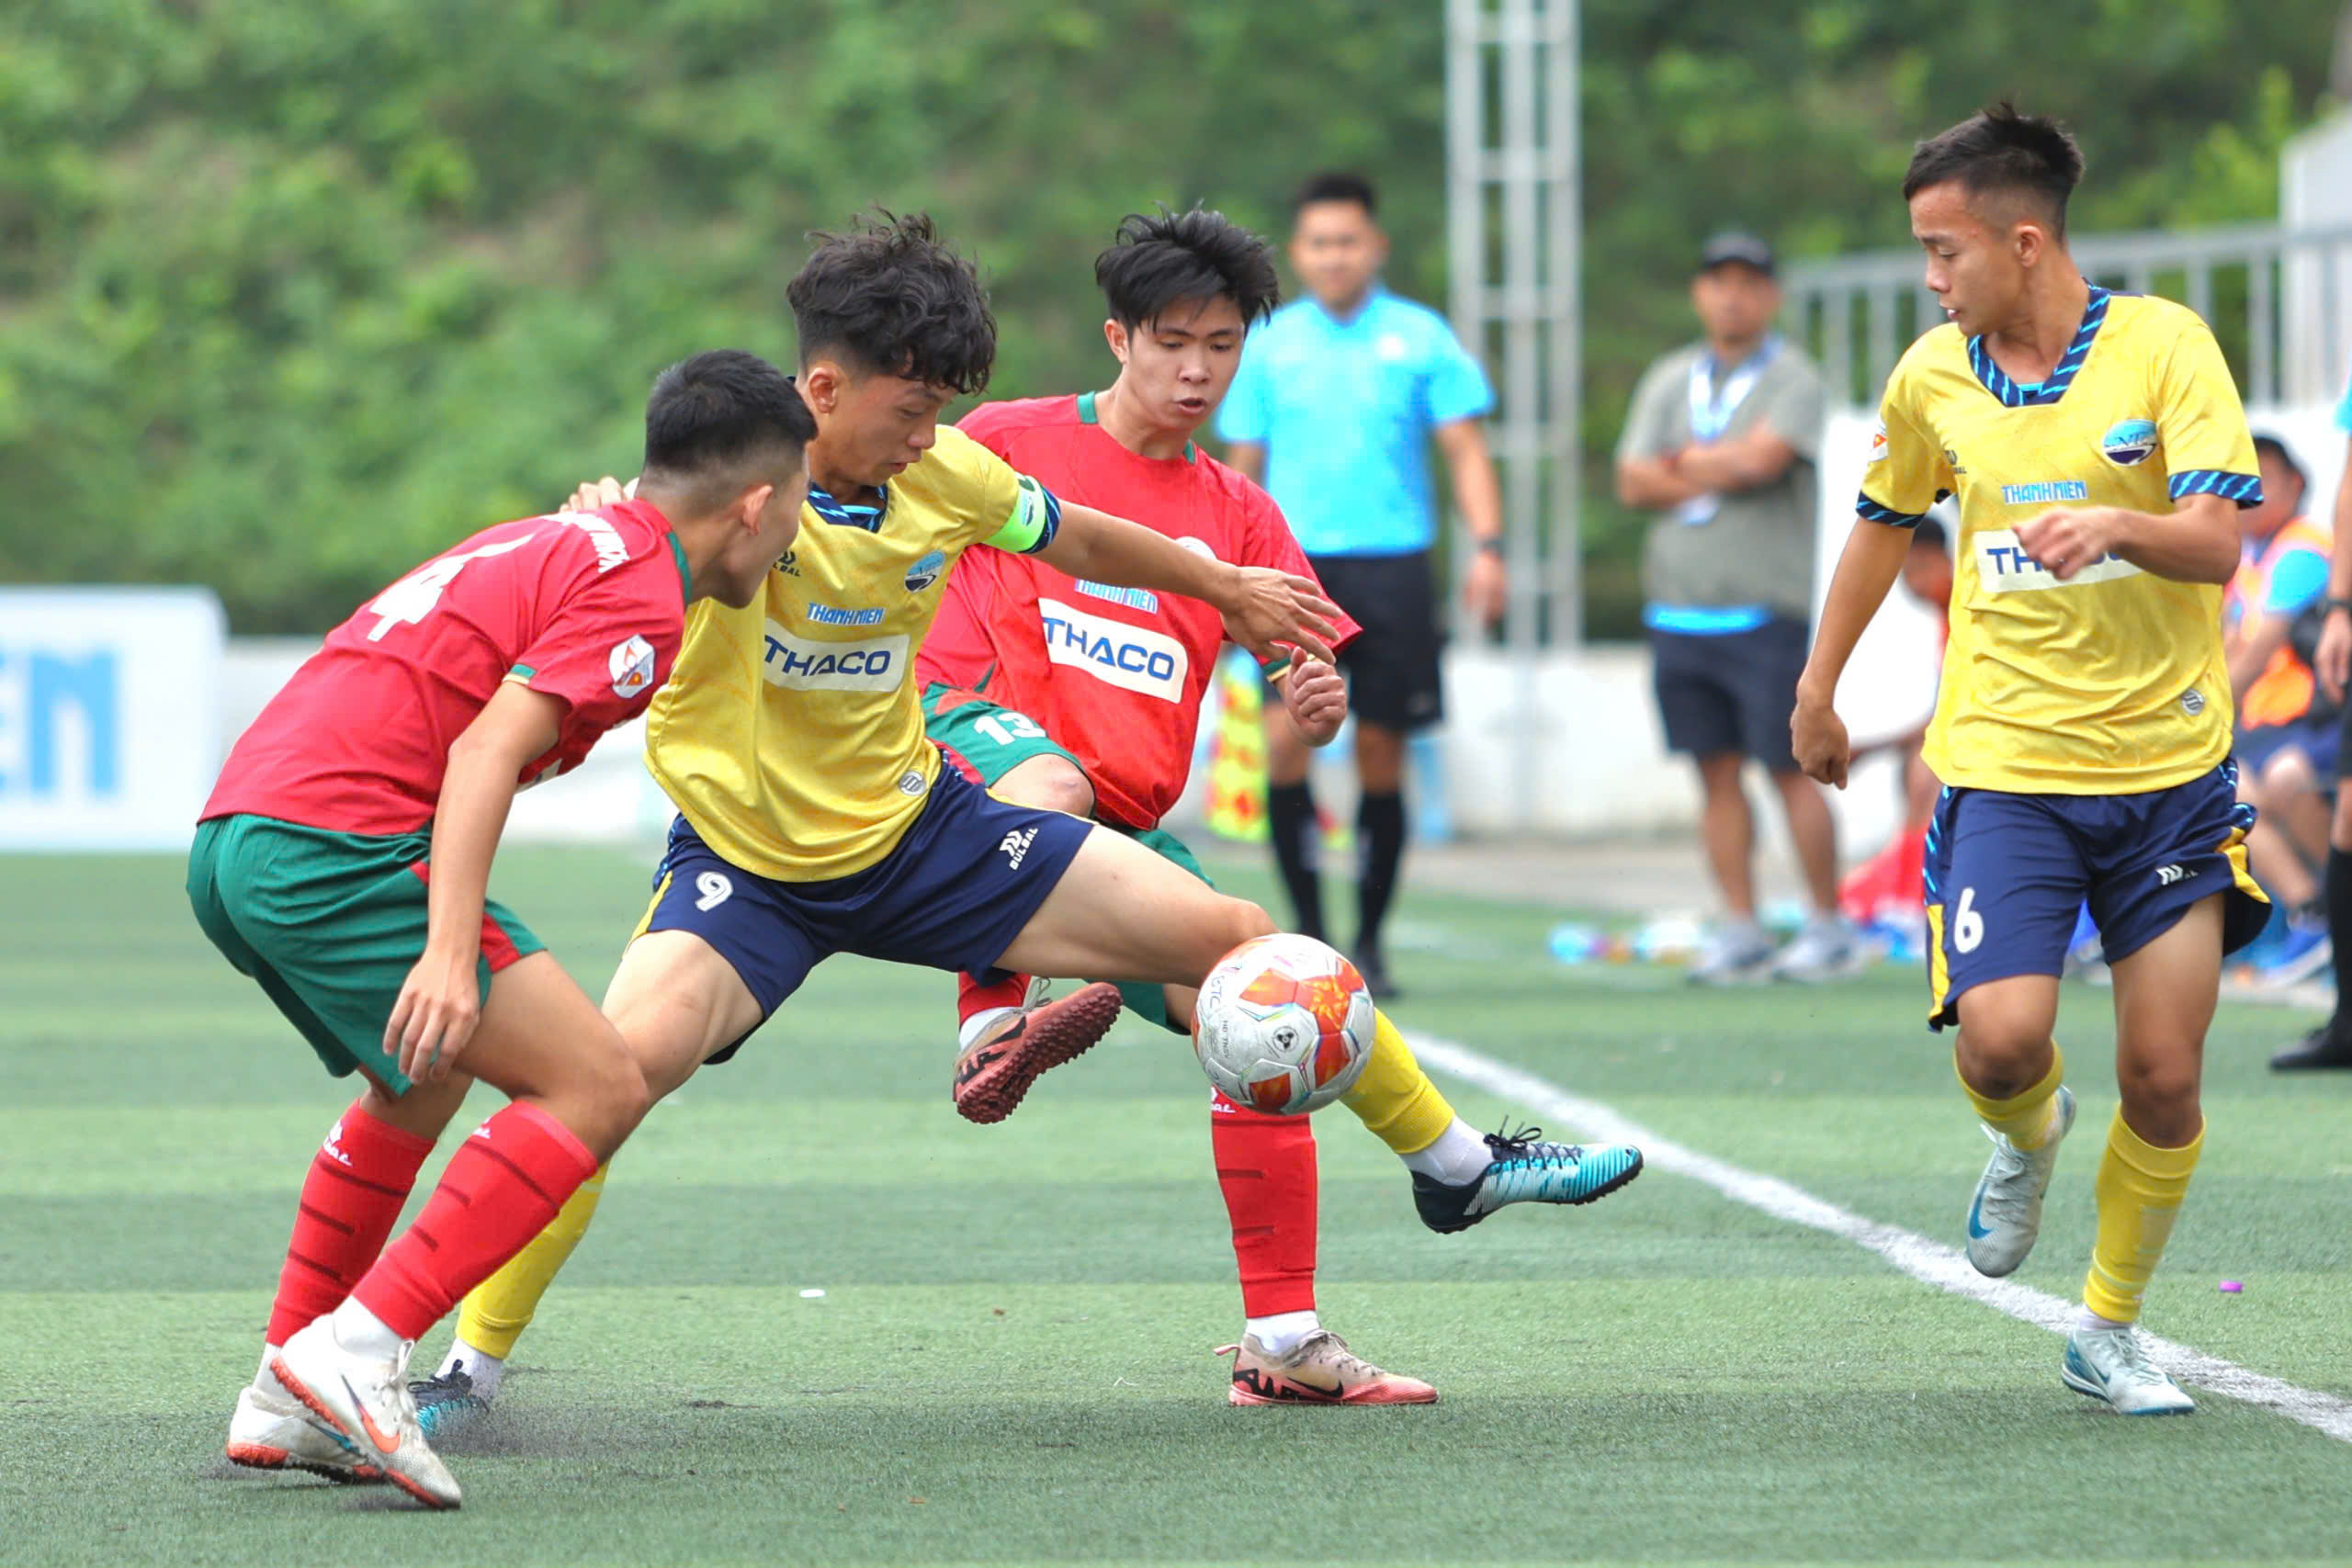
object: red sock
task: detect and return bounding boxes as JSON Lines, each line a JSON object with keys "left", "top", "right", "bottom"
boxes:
{"left": 1211, "top": 1091, "right": 1319, "bottom": 1317}
{"left": 959, "top": 970, "right": 1032, "bottom": 1030}
{"left": 266, "top": 1101, "right": 435, "bottom": 1347}
{"left": 352, "top": 1101, "right": 598, "bottom": 1343}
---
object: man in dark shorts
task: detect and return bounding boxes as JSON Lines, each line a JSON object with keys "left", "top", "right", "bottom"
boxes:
{"left": 1217, "top": 172, "right": 1507, "bottom": 996}
{"left": 1615, "top": 230, "right": 1856, "bottom": 984}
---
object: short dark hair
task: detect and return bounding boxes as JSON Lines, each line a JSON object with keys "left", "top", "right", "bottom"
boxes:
{"left": 640, "top": 349, "right": 816, "bottom": 504}
{"left": 2254, "top": 433, "right": 2308, "bottom": 496}
{"left": 1902, "top": 102, "right": 2084, "bottom": 235}
{"left": 787, "top": 210, "right": 996, "bottom": 395}
{"left": 1292, "top": 171, "right": 1377, "bottom": 220}
{"left": 1095, "top": 208, "right": 1280, "bottom": 331}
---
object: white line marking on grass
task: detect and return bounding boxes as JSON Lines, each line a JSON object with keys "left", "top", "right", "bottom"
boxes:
{"left": 1406, "top": 1030, "right": 2352, "bottom": 1445}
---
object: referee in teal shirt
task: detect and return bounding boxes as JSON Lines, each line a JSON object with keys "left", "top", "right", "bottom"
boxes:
{"left": 1220, "top": 172, "right": 1506, "bottom": 997}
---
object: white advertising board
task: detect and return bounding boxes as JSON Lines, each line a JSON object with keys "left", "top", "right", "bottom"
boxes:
{"left": 0, "top": 588, "right": 228, "bottom": 851}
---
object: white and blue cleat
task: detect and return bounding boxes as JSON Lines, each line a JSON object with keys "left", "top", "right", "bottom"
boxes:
{"left": 411, "top": 1366, "right": 491, "bottom": 1441}
{"left": 1965, "top": 1085, "right": 2075, "bottom": 1278}
{"left": 1412, "top": 1126, "right": 1643, "bottom": 1235}
{"left": 2062, "top": 1324, "right": 2196, "bottom": 1415}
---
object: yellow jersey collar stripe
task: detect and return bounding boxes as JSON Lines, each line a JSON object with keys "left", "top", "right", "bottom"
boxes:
{"left": 1969, "top": 286, "right": 2109, "bottom": 409}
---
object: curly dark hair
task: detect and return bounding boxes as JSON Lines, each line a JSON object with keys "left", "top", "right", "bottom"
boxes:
{"left": 786, "top": 210, "right": 996, "bottom": 395}
{"left": 1903, "top": 102, "right": 2084, "bottom": 236}
{"left": 1094, "top": 207, "right": 1280, "bottom": 332}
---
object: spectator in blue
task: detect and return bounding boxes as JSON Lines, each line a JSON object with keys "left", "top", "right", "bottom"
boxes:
{"left": 1219, "top": 172, "right": 1507, "bottom": 997}
{"left": 1614, "top": 232, "right": 1855, "bottom": 984}
{"left": 2276, "top": 370, "right": 2352, "bottom": 1068}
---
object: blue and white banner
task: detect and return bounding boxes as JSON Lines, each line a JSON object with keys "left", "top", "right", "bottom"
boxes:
{"left": 0, "top": 588, "right": 227, "bottom": 851}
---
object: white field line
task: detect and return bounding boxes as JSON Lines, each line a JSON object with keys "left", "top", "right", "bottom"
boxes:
{"left": 1406, "top": 1030, "right": 2352, "bottom": 1444}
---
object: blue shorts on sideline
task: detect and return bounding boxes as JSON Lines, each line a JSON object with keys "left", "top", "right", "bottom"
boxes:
{"left": 2236, "top": 719, "right": 2340, "bottom": 781}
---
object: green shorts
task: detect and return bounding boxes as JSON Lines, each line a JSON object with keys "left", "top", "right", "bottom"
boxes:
{"left": 186, "top": 814, "right": 546, "bottom": 1094}
{"left": 922, "top": 683, "right": 1207, "bottom": 1033}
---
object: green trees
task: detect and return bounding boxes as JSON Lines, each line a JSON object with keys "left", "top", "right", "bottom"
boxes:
{"left": 2, "top": 1, "right": 2338, "bottom": 633}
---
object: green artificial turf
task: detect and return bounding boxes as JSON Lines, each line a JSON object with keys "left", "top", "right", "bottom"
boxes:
{"left": 6, "top": 847, "right": 2349, "bottom": 1565}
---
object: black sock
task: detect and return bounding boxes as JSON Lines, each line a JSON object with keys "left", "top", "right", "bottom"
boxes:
{"left": 2328, "top": 848, "right": 2352, "bottom": 1033}
{"left": 1266, "top": 783, "right": 1326, "bottom": 941}
{"left": 1355, "top": 789, "right": 1408, "bottom": 962}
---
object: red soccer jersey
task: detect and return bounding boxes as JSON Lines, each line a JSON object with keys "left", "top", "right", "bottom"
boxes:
{"left": 920, "top": 393, "right": 1360, "bottom": 829}
{"left": 203, "top": 500, "right": 691, "bottom": 836}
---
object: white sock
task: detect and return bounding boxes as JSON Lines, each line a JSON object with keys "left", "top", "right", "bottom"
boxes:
{"left": 1245, "top": 1311, "right": 1320, "bottom": 1358}
{"left": 1398, "top": 1118, "right": 1495, "bottom": 1186}
{"left": 2074, "top": 1308, "right": 2133, "bottom": 1335}
{"left": 256, "top": 1346, "right": 280, "bottom": 1387}
{"left": 436, "top": 1339, "right": 505, "bottom": 1399}
{"left": 328, "top": 1297, "right": 404, "bottom": 1361}
{"left": 958, "top": 1007, "right": 1019, "bottom": 1051}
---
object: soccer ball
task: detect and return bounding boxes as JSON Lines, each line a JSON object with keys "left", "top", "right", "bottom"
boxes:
{"left": 1193, "top": 933, "right": 1375, "bottom": 1115}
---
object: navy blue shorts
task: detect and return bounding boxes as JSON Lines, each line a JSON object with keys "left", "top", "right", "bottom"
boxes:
{"left": 1649, "top": 618, "right": 1809, "bottom": 773}
{"left": 637, "top": 763, "right": 1092, "bottom": 1062}
{"left": 1922, "top": 765, "right": 2269, "bottom": 1030}
{"left": 2237, "top": 719, "right": 2339, "bottom": 781}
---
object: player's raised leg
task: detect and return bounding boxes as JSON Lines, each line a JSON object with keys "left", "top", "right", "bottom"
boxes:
{"left": 1951, "top": 977, "right": 2074, "bottom": 1279}
{"left": 989, "top": 829, "right": 1643, "bottom": 1224}
{"left": 1926, "top": 789, "right": 2085, "bottom": 1279}
{"left": 2060, "top": 897, "right": 2222, "bottom": 1416}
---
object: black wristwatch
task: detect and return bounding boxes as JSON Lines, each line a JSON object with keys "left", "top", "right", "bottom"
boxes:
{"left": 1475, "top": 536, "right": 1505, "bottom": 558}
{"left": 2327, "top": 598, "right": 2352, "bottom": 616}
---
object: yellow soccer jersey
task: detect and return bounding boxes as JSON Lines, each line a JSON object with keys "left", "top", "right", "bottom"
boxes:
{"left": 1860, "top": 288, "right": 2260, "bottom": 795}
{"left": 645, "top": 424, "right": 1058, "bottom": 880}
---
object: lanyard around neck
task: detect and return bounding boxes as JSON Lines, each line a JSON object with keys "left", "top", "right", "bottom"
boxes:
{"left": 1688, "top": 337, "right": 1777, "bottom": 443}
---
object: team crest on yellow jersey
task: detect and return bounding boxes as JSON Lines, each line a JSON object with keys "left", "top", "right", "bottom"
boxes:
{"left": 2100, "top": 418, "right": 2160, "bottom": 467}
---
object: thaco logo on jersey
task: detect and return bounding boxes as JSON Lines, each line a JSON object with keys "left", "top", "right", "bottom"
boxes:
{"left": 2100, "top": 418, "right": 2160, "bottom": 467}
{"left": 608, "top": 635, "right": 657, "bottom": 697}
{"left": 1973, "top": 528, "right": 2142, "bottom": 593}
{"left": 760, "top": 622, "right": 909, "bottom": 691}
{"left": 1037, "top": 597, "right": 1188, "bottom": 701}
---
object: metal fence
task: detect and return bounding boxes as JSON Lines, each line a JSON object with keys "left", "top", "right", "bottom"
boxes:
{"left": 1445, "top": 0, "right": 1579, "bottom": 649}
{"left": 1785, "top": 223, "right": 2352, "bottom": 411}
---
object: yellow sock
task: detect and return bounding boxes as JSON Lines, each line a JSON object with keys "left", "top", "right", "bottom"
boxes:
{"left": 1339, "top": 1010, "right": 1457, "bottom": 1156}
{"left": 1957, "top": 1046, "right": 2064, "bottom": 1150}
{"left": 454, "top": 1162, "right": 609, "bottom": 1359}
{"left": 2083, "top": 1111, "right": 2202, "bottom": 1325}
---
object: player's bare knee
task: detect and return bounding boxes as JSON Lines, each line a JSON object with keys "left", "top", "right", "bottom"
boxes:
{"left": 1035, "top": 762, "right": 1095, "bottom": 818}
{"left": 1953, "top": 1012, "right": 2056, "bottom": 1095}
{"left": 2115, "top": 1052, "right": 2200, "bottom": 1122}
{"left": 995, "top": 753, "right": 1095, "bottom": 818}
{"left": 571, "top": 1045, "right": 652, "bottom": 1155}
{"left": 1193, "top": 897, "right": 1276, "bottom": 976}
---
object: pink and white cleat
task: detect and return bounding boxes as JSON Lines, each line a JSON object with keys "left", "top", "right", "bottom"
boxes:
{"left": 1216, "top": 1332, "right": 1439, "bottom": 1406}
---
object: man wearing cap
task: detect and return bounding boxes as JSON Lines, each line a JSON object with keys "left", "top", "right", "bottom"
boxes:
{"left": 1615, "top": 232, "right": 1856, "bottom": 983}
